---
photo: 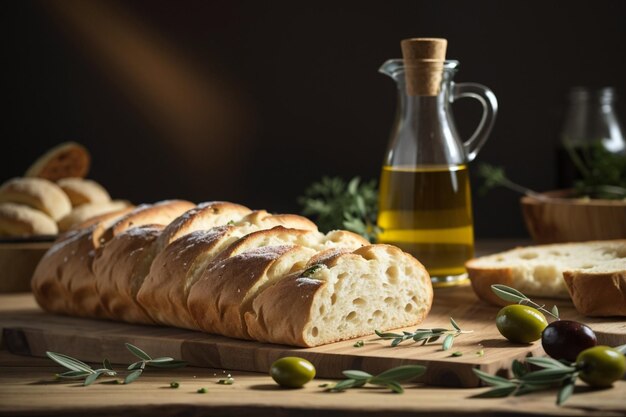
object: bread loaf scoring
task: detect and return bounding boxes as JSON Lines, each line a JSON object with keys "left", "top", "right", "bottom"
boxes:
{"left": 32, "top": 199, "right": 434, "bottom": 347}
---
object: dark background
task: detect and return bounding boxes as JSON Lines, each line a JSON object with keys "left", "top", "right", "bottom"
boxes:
{"left": 3, "top": 0, "right": 625, "bottom": 237}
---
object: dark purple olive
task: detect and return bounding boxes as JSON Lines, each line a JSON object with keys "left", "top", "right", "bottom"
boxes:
{"left": 541, "top": 320, "right": 597, "bottom": 362}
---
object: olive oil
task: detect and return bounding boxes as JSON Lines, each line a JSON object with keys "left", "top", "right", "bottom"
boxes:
{"left": 377, "top": 165, "right": 474, "bottom": 283}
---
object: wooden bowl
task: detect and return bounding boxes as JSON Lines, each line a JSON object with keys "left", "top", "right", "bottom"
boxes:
{"left": 0, "top": 239, "right": 53, "bottom": 293}
{"left": 521, "top": 190, "right": 626, "bottom": 244}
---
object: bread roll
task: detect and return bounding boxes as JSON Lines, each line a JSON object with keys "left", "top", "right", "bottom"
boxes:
{"left": 466, "top": 240, "right": 626, "bottom": 315}
{"left": 0, "top": 203, "right": 58, "bottom": 237}
{"left": 93, "top": 225, "right": 164, "bottom": 323}
{"left": 0, "top": 178, "right": 71, "bottom": 221}
{"left": 25, "top": 142, "right": 90, "bottom": 181}
{"left": 58, "top": 201, "right": 132, "bottom": 232}
{"left": 57, "top": 178, "right": 111, "bottom": 207}
{"left": 189, "top": 245, "right": 316, "bottom": 339}
{"left": 245, "top": 244, "right": 433, "bottom": 347}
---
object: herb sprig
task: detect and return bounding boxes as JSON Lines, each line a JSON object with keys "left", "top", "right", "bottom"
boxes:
{"left": 491, "top": 284, "right": 560, "bottom": 320}
{"left": 321, "top": 365, "right": 426, "bottom": 393}
{"left": 375, "top": 318, "right": 472, "bottom": 351}
{"left": 125, "top": 343, "right": 186, "bottom": 384}
{"left": 48, "top": 352, "right": 117, "bottom": 386}
{"left": 46, "top": 343, "right": 186, "bottom": 386}
{"left": 474, "top": 357, "right": 579, "bottom": 405}
{"left": 298, "top": 176, "right": 381, "bottom": 242}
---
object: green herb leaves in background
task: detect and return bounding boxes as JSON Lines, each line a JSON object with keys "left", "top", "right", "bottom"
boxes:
{"left": 478, "top": 150, "right": 626, "bottom": 200}
{"left": 375, "top": 317, "right": 472, "bottom": 351}
{"left": 322, "top": 365, "right": 426, "bottom": 393}
{"left": 298, "top": 176, "right": 381, "bottom": 242}
{"left": 46, "top": 343, "right": 186, "bottom": 386}
{"left": 491, "top": 284, "right": 560, "bottom": 320}
{"left": 473, "top": 357, "right": 579, "bottom": 405}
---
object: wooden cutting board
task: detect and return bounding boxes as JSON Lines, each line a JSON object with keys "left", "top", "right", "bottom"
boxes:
{"left": 1, "top": 286, "right": 624, "bottom": 388}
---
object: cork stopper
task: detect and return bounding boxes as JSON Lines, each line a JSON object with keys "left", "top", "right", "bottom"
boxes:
{"left": 401, "top": 38, "right": 448, "bottom": 96}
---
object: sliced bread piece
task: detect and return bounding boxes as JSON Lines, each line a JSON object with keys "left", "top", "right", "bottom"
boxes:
{"left": 245, "top": 244, "right": 433, "bottom": 347}
{"left": 466, "top": 240, "right": 626, "bottom": 316}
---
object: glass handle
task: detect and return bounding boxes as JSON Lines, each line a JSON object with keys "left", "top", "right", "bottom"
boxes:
{"left": 451, "top": 83, "right": 498, "bottom": 162}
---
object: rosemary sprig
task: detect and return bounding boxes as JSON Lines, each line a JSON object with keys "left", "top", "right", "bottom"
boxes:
{"left": 323, "top": 365, "right": 426, "bottom": 393}
{"left": 491, "top": 284, "right": 560, "bottom": 320}
{"left": 473, "top": 357, "right": 579, "bottom": 405}
{"left": 375, "top": 317, "right": 472, "bottom": 351}
{"left": 46, "top": 343, "right": 186, "bottom": 386}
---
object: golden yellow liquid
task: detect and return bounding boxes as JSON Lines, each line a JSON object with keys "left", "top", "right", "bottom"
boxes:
{"left": 377, "top": 165, "right": 474, "bottom": 283}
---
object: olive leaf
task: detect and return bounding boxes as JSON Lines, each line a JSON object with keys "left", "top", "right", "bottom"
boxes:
{"left": 46, "top": 343, "right": 186, "bottom": 386}
{"left": 325, "top": 365, "right": 425, "bottom": 393}
{"left": 474, "top": 356, "right": 580, "bottom": 405}
{"left": 490, "top": 285, "right": 560, "bottom": 320}
{"left": 125, "top": 343, "right": 152, "bottom": 361}
{"left": 376, "top": 318, "right": 472, "bottom": 350}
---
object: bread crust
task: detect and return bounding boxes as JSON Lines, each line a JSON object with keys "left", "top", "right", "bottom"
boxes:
{"left": 0, "top": 203, "right": 58, "bottom": 236}
{"left": 57, "top": 178, "right": 111, "bottom": 207}
{"left": 58, "top": 201, "right": 131, "bottom": 232}
{"left": 154, "top": 201, "right": 251, "bottom": 252}
{"left": 25, "top": 142, "right": 90, "bottom": 181}
{"left": 188, "top": 245, "right": 313, "bottom": 339}
{"left": 0, "top": 177, "right": 72, "bottom": 221}
{"left": 93, "top": 225, "right": 163, "bottom": 323}
{"left": 138, "top": 226, "right": 237, "bottom": 329}
{"left": 99, "top": 200, "right": 195, "bottom": 244}
{"left": 563, "top": 270, "right": 626, "bottom": 317}
{"left": 466, "top": 240, "right": 626, "bottom": 316}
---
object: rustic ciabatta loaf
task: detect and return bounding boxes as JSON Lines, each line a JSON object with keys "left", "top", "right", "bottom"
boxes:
{"left": 93, "top": 225, "right": 164, "bottom": 323}
{"left": 58, "top": 200, "right": 132, "bottom": 232}
{"left": 33, "top": 198, "right": 434, "bottom": 347}
{"left": 245, "top": 244, "right": 433, "bottom": 347}
{"left": 56, "top": 178, "right": 111, "bottom": 207}
{"left": 466, "top": 240, "right": 626, "bottom": 316}
{"left": 95, "top": 202, "right": 254, "bottom": 323}
{"left": 0, "top": 178, "right": 72, "bottom": 221}
{"left": 0, "top": 202, "right": 58, "bottom": 236}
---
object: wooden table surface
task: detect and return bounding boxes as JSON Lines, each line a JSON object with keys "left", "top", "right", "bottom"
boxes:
{"left": 1, "top": 239, "right": 625, "bottom": 417}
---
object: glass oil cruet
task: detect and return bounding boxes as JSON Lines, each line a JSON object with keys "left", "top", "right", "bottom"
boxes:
{"left": 377, "top": 38, "right": 498, "bottom": 286}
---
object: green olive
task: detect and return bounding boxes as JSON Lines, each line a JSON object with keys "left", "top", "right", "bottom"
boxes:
{"left": 270, "top": 357, "right": 316, "bottom": 388}
{"left": 496, "top": 304, "right": 548, "bottom": 343}
{"left": 576, "top": 346, "right": 626, "bottom": 387}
